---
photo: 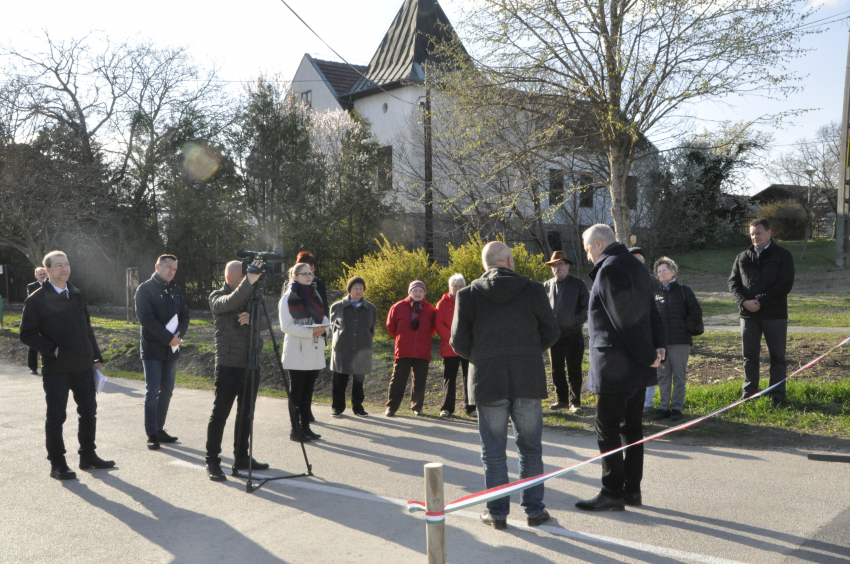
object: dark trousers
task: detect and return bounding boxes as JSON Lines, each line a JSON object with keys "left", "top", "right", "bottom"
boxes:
{"left": 741, "top": 318, "right": 788, "bottom": 399}
{"left": 288, "top": 369, "right": 318, "bottom": 429}
{"left": 386, "top": 358, "right": 429, "bottom": 412}
{"left": 43, "top": 371, "right": 98, "bottom": 462}
{"left": 595, "top": 389, "right": 645, "bottom": 498}
{"left": 332, "top": 372, "right": 365, "bottom": 413}
{"left": 28, "top": 348, "right": 39, "bottom": 371}
{"left": 440, "top": 356, "right": 474, "bottom": 414}
{"left": 549, "top": 332, "right": 585, "bottom": 406}
{"left": 205, "top": 365, "right": 260, "bottom": 465}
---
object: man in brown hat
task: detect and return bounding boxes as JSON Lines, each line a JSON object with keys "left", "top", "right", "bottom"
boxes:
{"left": 543, "top": 250, "right": 589, "bottom": 412}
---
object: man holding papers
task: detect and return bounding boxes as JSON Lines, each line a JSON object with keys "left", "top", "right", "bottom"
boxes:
{"left": 135, "top": 254, "right": 190, "bottom": 450}
{"left": 20, "top": 250, "right": 115, "bottom": 480}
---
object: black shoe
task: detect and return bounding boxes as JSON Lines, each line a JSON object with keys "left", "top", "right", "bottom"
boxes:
{"left": 50, "top": 460, "right": 76, "bottom": 480}
{"left": 79, "top": 453, "right": 115, "bottom": 470}
{"left": 575, "top": 493, "right": 626, "bottom": 512}
{"left": 623, "top": 491, "right": 642, "bottom": 506}
{"left": 147, "top": 434, "right": 160, "bottom": 450}
{"left": 548, "top": 401, "right": 568, "bottom": 410}
{"left": 234, "top": 457, "right": 270, "bottom": 470}
{"left": 206, "top": 462, "right": 226, "bottom": 482}
{"left": 669, "top": 410, "right": 683, "bottom": 422}
{"left": 480, "top": 511, "right": 507, "bottom": 529}
{"left": 301, "top": 426, "right": 321, "bottom": 440}
{"left": 653, "top": 409, "right": 671, "bottom": 421}
{"left": 30, "top": 369, "right": 39, "bottom": 375}
{"left": 290, "top": 429, "right": 312, "bottom": 442}
{"left": 527, "top": 509, "right": 551, "bottom": 526}
{"left": 156, "top": 430, "right": 178, "bottom": 443}
{"left": 353, "top": 409, "right": 369, "bottom": 417}
{"left": 331, "top": 410, "right": 342, "bottom": 417}
{"left": 308, "top": 414, "right": 316, "bottom": 423}
{"left": 771, "top": 395, "right": 785, "bottom": 407}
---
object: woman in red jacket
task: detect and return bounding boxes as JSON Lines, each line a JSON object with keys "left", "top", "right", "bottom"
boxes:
{"left": 435, "top": 273, "right": 475, "bottom": 418}
{"left": 385, "top": 280, "right": 437, "bottom": 416}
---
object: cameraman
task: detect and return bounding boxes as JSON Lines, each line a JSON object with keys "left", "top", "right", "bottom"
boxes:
{"left": 204, "top": 259, "right": 270, "bottom": 481}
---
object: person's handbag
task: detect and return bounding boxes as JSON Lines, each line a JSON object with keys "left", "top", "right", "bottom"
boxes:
{"left": 681, "top": 286, "right": 705, "bottom": 336}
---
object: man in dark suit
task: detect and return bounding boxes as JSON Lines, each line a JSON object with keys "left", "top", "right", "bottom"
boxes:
{"left": 729, "top": 218, "right": 794, "bottom": 406}
{"left": 543, "top": 251, "right": 589, "bottom": 413}
{"left": 26, "top": 267, "right": 48, "bottom": 375}
{"left": 576, "top": 225, "right": 665, "bottom": 511}
{"left": 135, "top": 254, "right": 190, "bottom": 450}
{"left": 20, "top": 251, "right": 115, "bottom": 480}
{"left": 451, "top": 242, "right": 560, "bottom": 530}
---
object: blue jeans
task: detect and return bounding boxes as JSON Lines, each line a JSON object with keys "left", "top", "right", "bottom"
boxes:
{"left": 477, "top": 398, "right": 545, "bottom": 519}
{"left": 143, "top": 359, "right": 178, "bottom": 437}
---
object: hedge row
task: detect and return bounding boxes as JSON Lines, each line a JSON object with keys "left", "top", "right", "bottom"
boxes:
{"left": 336, "top": 235, "right": 550, "bottom": 324}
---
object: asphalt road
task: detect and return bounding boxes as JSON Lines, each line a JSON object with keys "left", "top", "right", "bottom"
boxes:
{"left": 1, "top": 360, "right": 849, "bottom": 564}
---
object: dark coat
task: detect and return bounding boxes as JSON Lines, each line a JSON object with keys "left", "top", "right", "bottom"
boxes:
{"left": 209, "top": 278, "right": 267, "bottom": 368}
{"left": 728, "top": 241, "right": 794, "bottom": 320}
{"left": 654, "top": 280, "right": 702, "bottom": 346}
{"left": 450, "top": 267, "right": 560, "bottom": 405}
{"left": 313, "top": 276, "right": 330, "bottom": 319}
{"left": 19, "top": 283, "right": 102, "bottom": 376}
{"left": 330, "top": 296, "right": 378, "bottom": 375}
{"left": 135, "top": 273, "right": 191, "bottom": 361}
{"left": 27, "top": 281, "right": 44, "bottom": 296}
{"left": 543, "top": 274, "right": 589, "bottom": 335}
{"left": 586, "top": 243, "right": 665, "bottom": 394}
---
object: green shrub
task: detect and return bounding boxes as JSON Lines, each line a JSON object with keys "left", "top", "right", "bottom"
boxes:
{"left": 338, "top": 235, "right": 443, "bottom": 325}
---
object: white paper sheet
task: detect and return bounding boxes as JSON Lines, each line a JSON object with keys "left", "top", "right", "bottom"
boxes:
{"left": 94, "top": 370, "right": 107, "bottom": 393}
{"left": 165, "top": 314, "right": 180, "bottom": 352}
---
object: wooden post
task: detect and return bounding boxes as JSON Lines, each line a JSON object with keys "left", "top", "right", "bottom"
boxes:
{"left": 424, "top": 462, "right": 445, "bottom": 564}
{"left": 837, "top": 31, "right": 850, "bottom": 267}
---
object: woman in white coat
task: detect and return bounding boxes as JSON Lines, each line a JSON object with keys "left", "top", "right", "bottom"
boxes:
{"left": 279, "top": 262, "right": 330, "bottom": 442}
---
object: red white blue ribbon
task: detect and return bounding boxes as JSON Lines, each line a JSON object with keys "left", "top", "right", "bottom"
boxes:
{"left": 408, "top": 334, "right": 850, "bottom": 518}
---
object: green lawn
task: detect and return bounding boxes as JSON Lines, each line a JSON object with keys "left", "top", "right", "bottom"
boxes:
{"left": 699, "top": 294, "right": 850, "bottom": 327}
{"left": 676, "top": 239, "right": 843, "bottom": 277}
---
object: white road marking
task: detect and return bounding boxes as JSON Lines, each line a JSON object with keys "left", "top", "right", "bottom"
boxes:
{"left": 170, "top": 460, "right": 747, "bottom": 563}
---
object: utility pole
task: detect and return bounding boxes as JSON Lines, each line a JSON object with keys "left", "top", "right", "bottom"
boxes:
{"left": 837, "top": 31, "right": 850, "bottom": 267}
{"left": 423, "top": 63, "right": 435, "bottom": 262}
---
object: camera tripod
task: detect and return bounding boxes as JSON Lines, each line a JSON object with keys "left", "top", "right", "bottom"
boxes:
{"left": 231, "top": 275, "right": 313, "bottom": 493}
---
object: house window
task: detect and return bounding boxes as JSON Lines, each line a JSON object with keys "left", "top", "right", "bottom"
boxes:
{"left": 626, "top": 176, "right": 638, "bottom": 210}
{"left": 549, "top": 169, "right": 564, "bottom": 207}
{"left": 579, "top": 175, "right": 594, "bottom": 208}
{"left": 301, "top": 90, "right": 312, "bottom": 107}
{"left": 379, "top": 146, "right": 393, "bottom": 191}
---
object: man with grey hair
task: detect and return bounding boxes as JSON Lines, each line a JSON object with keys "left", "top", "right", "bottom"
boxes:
{"left": 204, "top": 259, "right": 269, "bottom": 481}
{"left": 576, "top": 224, "right": 665, "bottom": 511}
{"left": 26, "top": 267, "right": 49, "bottom": 375}
{"left": 20, "top": 251, "right": 114, "bottom": 480}
{"left": 451, "top": 241, "right": 560, "bottom": 529}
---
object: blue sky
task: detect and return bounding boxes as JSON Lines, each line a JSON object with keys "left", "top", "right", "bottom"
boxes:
{"left": 3, "top": 0, "right": 849, "bottom": 192}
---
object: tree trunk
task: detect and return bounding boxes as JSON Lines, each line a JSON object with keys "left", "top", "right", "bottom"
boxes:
{"left": 800, "top": 219, "right": 811, "bottom": 260}
{"left": 608, "top": 152, "right": 632, "bottom": 244}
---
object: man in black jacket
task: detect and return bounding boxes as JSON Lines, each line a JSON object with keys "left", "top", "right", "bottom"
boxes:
{"left": 135, "top": 255, "right": 190, "bottom": 450}
{"left": 576, "top": 225, "right": 665, "bottom": 512}
{"left": 20, "top": 251, "right": 114, "bottom": 480}
{"left": 543, "top": 251, "right": 589, "bottom": 413}
{"left": 451, "top": 242, "right": 560, "bottom": 530}
{"left": 26, "top": 267, "right": 48, "bottom": 375}
{"left": 204, "top": 260, "right": 270, "bottom": 481}
{"left": 729, "top": 218, "right": 795, "bottom": 405}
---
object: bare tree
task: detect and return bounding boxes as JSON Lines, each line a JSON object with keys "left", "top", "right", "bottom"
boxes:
{"left": 440, "top": 0, "right": 817, "bottom": 242}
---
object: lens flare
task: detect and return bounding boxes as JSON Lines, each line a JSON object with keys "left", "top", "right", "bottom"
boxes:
{"left": 181, "top": 142, "right": 220, "bottom": 181}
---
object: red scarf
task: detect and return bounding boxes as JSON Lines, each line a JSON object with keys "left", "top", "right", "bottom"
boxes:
{"left": 408, "top": 296, "right": 424, "bottom": 330}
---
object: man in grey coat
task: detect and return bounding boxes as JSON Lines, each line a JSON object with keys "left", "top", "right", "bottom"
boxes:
{"left": 204, "top": 260, "right": 270, "bottom": 481}
{"left": 451, "top": 242, "right": 560, "bottom": 530}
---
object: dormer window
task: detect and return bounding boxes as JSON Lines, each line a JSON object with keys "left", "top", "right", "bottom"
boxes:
{"left": 301, "top": 90, "right": 312, "bottom": 107}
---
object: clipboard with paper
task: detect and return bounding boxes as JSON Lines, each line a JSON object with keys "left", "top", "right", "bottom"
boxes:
{"left": 165, "top": 314, "right": 180, "bottom": 352}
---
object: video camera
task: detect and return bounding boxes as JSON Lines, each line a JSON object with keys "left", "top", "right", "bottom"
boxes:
{"left": 236, "top": 249, "right": 286, "bottom": 276}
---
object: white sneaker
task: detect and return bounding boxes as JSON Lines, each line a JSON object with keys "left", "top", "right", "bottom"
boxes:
{"left": 440, "top": 410, "right": 451, "bottom": 417}
{"left": 413, "top": 410, "right": 422, "bottom": 416}
{"left": 385, "top": 408, "right": 395, "bottom": 417}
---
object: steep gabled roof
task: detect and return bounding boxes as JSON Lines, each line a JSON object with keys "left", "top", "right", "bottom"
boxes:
{"left": 344, "top": 0, "right": 462, "bottom": 99}
{"left": 309, "top": 56, "right": 368, "bottom": 100}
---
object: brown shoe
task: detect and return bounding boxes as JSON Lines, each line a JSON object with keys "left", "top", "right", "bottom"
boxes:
{"left": 480, "top": 511, "right": 507, "bottom": 529}
{"left": 527, "top": 509, "right": 551, "bottom": 526}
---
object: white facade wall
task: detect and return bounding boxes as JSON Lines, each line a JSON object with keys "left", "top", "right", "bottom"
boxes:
{"left": 290, "top": 56, "right": 344, "bottom": 114}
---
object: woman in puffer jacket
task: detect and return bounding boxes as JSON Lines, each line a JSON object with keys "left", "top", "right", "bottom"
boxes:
{"left": 435, "top": 273, "right": 475, "bottom": 417}
{"left": 652, "top": 256, "right": 703, "bottom": 423}
{"left": 279, "top": 262, "right": 330, "bottom": 442}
